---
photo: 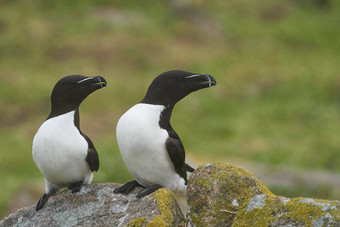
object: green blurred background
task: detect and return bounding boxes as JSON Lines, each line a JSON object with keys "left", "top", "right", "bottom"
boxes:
{"left": 1, "top": 0, "right": 339, "bottom": 218}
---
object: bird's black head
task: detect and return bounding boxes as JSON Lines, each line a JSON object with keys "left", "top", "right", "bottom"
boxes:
{"left": 141, "top": 70, "right": 216, "bottom": 106}
{"left": 49, "top": 75, "right": 107, "bottom": 118}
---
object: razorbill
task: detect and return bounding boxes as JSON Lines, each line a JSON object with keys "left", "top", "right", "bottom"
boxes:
{"left": 32, "top": 75, "right": 107, "bottom": 210}
{"left": 115, "top": 70, "right": 216, "bottom": 197}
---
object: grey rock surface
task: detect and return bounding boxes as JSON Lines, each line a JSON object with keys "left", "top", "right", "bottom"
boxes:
{"left": 0, "top": 183, "right": 185, "bottom": 227}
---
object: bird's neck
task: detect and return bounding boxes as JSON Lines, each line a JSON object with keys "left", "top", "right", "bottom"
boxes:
{"left": 141, "top": 90, "right": 179, "bottom": 106}
{"left": 73, "top": 109, "right": 80, "bottom": 129}
{"left": 48, "top": 100, "right": 80, "bottom": 120}
{"left": 47, "top": 104, "right": 80, "bottom": 129}
{"left": 159, "top": 104, "right": 174, "bottom": 130}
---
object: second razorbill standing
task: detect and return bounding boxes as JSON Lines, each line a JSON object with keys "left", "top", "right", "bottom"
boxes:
{"left": 115, "top": 70, "right": 216, "bottom": 197}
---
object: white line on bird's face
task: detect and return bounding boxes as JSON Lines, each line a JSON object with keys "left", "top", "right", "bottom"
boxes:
{"left": 77, "top": 77, "right": 92, "bottom": 84}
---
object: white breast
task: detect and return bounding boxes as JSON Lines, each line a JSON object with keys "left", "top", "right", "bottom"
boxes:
{"left": 32, "top": 111, "right": 92, "bottom": 190}
{"left": 116, "top": 103, "right": 186, "bottom": 192}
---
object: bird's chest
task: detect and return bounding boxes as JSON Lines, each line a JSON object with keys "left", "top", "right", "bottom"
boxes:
{"left": 116, "top": 104, "right": 169, "bottom": 158}
{"left": 32, "top": 112, "right": 88, "bottom": 165}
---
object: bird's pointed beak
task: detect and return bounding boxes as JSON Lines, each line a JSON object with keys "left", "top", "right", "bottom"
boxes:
{"left": 185, "top": 74, "right": 217, "bottom": 88}
{"left": 199, "top": 74, "right": 216, "bottom": 87}
{"left": 77, "top": 76, "right": 107, "bottom": 89}
{"left": 92, "top": 76, "right": 107, "bottom": 88}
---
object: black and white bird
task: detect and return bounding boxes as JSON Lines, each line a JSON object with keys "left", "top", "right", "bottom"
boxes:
{"left": 114, "top": 70, "right": 216, "bottom": 197}
{"left": 32, "top": 75, "right": 107, "bottom": 210}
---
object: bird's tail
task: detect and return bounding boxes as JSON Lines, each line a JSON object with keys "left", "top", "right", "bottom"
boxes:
{"left": 184, "top": 163, "right": 195, "bottom": 173}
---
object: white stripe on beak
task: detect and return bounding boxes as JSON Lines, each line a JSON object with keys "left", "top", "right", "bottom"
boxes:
{"left": 184, "top": 74, "right": 201, "bottom": 79}
{"left": 96, "top": 76, "right": 104, "bottom": 88}
{"left": 205, "top": 75, "right": 212, "bottom": 87}
{"left": 77, "top": 77, "right": 93, "bottom": 84}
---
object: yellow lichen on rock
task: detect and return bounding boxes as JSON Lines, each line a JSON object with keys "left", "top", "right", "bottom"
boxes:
{"left": 147, "top": 188, "right": 184, "bottom": 227}
{"left": 284, "top": 198, "right": 339, "bottom": 226}
{"left": 127, "top": 217, "right": 147, "bottom": 227}
{"left": 232, "top": 194, "right": 285, "bottom": 226}
{"left": 146, "top": 216, "right": 167, "bottom": 227}
{"left": 233, "top": 195, "right": 340, "bottom": 226}
{"left": 187, "top": 162, "right": 340, "bottom": 227}
{"left": 187, "top": 162, "right": 274, "bottom": 226}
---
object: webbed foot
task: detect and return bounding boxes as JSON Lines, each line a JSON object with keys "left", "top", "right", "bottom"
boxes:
{"left": 68, "top": 181, "right": 83, "bottom": 193}
{"left": 114, "top": 180, "right": 142, "bottom": 194}
{"left": 136, "top": 185, "right": 162, "bottom": 198}
{"left": 36, "top": 191, "right": 54, "bottom": 211}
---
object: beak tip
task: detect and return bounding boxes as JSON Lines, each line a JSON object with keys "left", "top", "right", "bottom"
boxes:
{"left": 94, "top": 76, "right": 107, "bottom": 88}
{"left": 204, "top": 74, "right": 217, "bottom": 87}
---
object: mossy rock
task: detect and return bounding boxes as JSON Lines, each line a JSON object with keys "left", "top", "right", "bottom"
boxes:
{"left": 144, "top": 188, "right": 185, "bottom": 227}
{"left": 187, "top": 163, "right": 340, "bottom": 227}
{"left": 0, "top": 183, "right": 185, "bottom": 227}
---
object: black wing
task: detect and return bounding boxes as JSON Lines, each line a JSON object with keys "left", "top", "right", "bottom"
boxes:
{"left": 86, "top": 147, "right": 99, "bottom": 172}
{"left": 82, "top": 134, "right": 99, "bottom": 172}
{"left": 161, "top": 106, "right": 195, "bottom": 183}
{"left": 166, "top": 136, "right": 191, "bottom": 184}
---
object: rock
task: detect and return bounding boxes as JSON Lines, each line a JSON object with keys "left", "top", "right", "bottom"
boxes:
{"left": 3, "top": 164, "right": 339, "bottom": 227}
{"left": 0, "top": 183, "right": 185, "bottom": 227}
{"left": 187, "top": 163, "right": 340, "bottom": 227}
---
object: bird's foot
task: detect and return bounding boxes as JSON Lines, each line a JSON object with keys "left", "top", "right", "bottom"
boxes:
{"left": 68, "top": 181, "right": 83, "bottom": 193}
{"left": 36, "top": 191, "right": 54, "bottom": 211}
{"left": 114, "top": 180, "right": 142, "bottom": 194}
{"left": 137, "top": 185, "right": 162, "bottom": 198}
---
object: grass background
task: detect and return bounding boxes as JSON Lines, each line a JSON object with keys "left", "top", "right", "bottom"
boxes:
{"left": 1, "top": 0, "right": 339, "bottom": 218}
